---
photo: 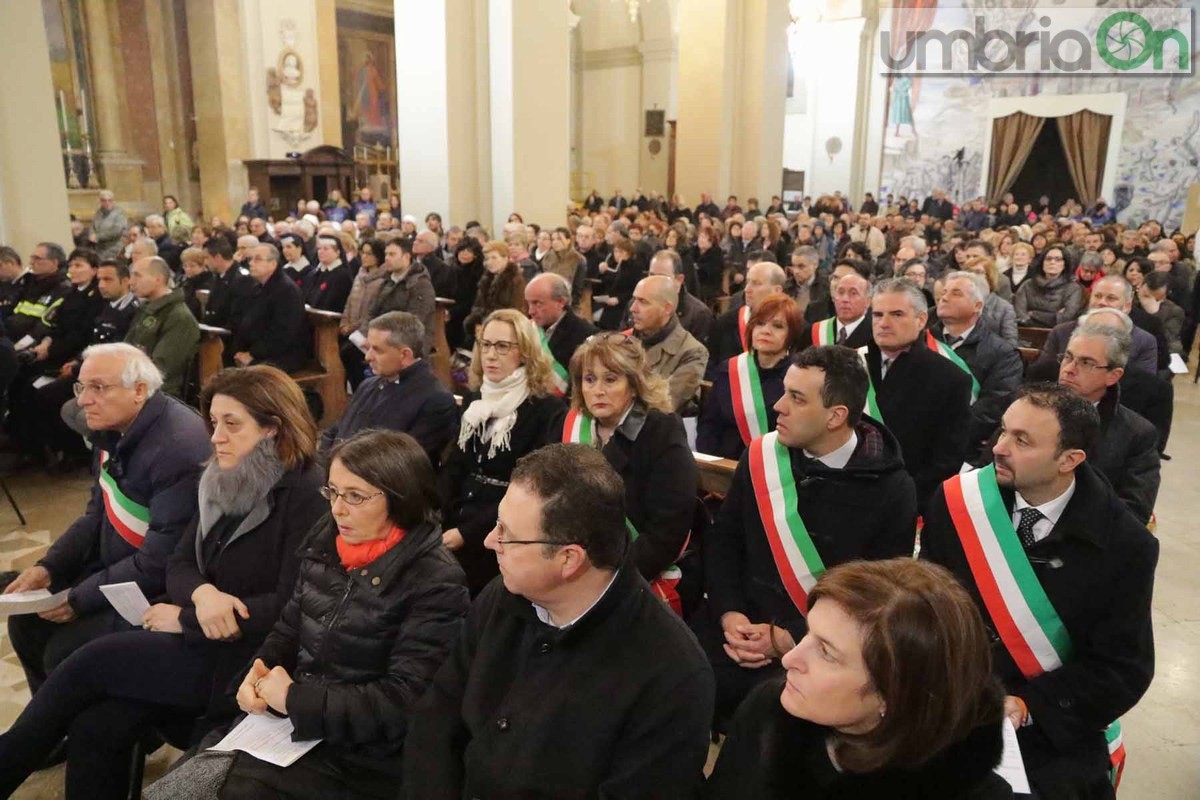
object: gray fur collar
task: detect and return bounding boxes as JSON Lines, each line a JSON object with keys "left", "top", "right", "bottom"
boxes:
{"left": 197, "top": 439, "right": 286, "bottom": 537}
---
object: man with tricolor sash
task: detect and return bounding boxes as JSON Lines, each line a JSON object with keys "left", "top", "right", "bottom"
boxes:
{"left": 922, "top": 385, "right": 1157, "bottom": 799}
{"left": 4, "top": 344, "right": 209, "bottom": 695}
{"left": 863, "top": 277, "right": 972, "bottom": 510}
{"left": 525, "top": 273, "right": 595, "bottom": 398}
{"left": 693, "top": 346, "right": 917, "bottom": 728}
{"left": 931, "top": 271, "right": 1023, "bottom": 463}
{"left": 797, "top": 263, "right": 873, "bottom": 351}
{"left": 705, "top": 260, "right": 786, "bottom": 379}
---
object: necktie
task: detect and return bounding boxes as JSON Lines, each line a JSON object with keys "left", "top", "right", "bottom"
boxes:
{"left": 1017, "top": 507, "right": 1044, "bottom": 548}
{"left": 944, "top": 333, "right": 961, "bottom": 347}
{"left": 836, "top": 326, "right": 848, "bottom": 344}
{"left": 881, "top": 357, "right": 893, "bottom": 379}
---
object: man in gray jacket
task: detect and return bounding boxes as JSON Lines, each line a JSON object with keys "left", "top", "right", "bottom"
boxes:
{"left": 90, "top": 191, "right": 128, "bottom": 261}
{"left": 630, "top": 276, "right": 708, "bottom": 412}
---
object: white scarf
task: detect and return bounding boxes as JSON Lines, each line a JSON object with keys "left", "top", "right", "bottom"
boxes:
{"left": 458, "top": 367, "right": 530, "bottom": 459}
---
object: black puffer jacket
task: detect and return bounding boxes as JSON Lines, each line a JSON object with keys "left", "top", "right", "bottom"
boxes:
{"left": 252, "top": 518, "right": 469, "bottom": 776}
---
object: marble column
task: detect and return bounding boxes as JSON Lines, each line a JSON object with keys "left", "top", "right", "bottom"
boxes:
{"left": 0, "top": 1, "right": 72, "bottom": 253}
{"left": 81, "top": 0, "right": 146, "bottom": 204}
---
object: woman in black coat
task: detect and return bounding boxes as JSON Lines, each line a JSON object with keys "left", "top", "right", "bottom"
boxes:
{"left": 305, "top": 234, "right": 354, "bottom": 312}
{"left": 565, "top": 332, "right": 696, "bottom": 612}
{"left": 146, "top": 429, "right": 470, "bottom": 799}
{"left": 694, "top": 227, "right": 726, "bottom": 305}
{"left": 0, "top": 366, "right": 326, "bottom": 800}
{"left": 440, "top": 309, "right": 565, "bottom": 594}
{"left": 28, "top": 248, "right": 106, "bottom": 370}
{"left": 596, "top": 238, "right": 642, "bottom": 330}
{"left": 698, "top": 293, "right": 803, "bottom": 459}
{"left": 705, "top": 559, "right": 1013, "bottom": 800}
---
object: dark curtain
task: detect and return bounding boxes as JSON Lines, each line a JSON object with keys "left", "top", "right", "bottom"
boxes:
{"left": 987, "top": 112, "right": 1046, "bottom": 204}
{"left": 1056, "top": 110, "right": 1113, "bottom": 208}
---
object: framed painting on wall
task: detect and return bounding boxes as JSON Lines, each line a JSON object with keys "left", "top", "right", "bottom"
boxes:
{"left": 337, "top": 12, "right": 398, "bottom": 150}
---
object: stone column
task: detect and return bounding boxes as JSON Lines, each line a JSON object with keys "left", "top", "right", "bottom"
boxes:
{"left": 81, "top": 0, "right": 146, "bottom": 204}
{"left": 0, "top": 1, "right": 72, "bottom": 252}
{"left": 488, "top": 0, "right": 570, "bottom": 229}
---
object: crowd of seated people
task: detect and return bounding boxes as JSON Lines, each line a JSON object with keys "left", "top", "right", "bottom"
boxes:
{"left": 0, "top": 182, "right": 1184, "bottom": 798}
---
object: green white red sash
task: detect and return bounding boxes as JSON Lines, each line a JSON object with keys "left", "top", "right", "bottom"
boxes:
{"left": 748, "top": 431, "right": 826, "bottom": 614}
{"left": 943, "top": 465, "right": 1125, "bottom": 788}
{"left": 856, "top": 347, "right": 883, "bottom": 422}
{"left": 811, "top": 317, "right": 837, "bottom": 346}
{"left": 729, "top": 353, "right": 769, "bottom": 446}
{"left": 925, "top": 330, "right": 980, "bottom": 404}
{"left": 538, "top": 327, "right": 569, "bottom": 397}
{"left": 98, "top": 451, "right": 150, "bottom": 549}
{"left": 562, "top": 408, "right": 597, "bottom": 446}
{"left": 738, "top": 305, "right": 751, "bottom": 350}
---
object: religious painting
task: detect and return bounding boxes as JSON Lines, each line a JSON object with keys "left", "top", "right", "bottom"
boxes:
{"left": 337, "top": 12, "right": 398, "bottom": 150}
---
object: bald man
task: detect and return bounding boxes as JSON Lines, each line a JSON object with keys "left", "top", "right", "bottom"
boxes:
{"left": 1034, "top": 275, "right": 1165, "bottom": 376}
{"left": 630, "top": 275, "right": 709, "bottom": 412}
{"left": 706, "top": 260, "right": 787, "bottom": 377}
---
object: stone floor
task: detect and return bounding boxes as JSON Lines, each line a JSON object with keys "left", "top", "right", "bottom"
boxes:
{"left": 2, "top": 381, "right": 1200, "bottom": 798}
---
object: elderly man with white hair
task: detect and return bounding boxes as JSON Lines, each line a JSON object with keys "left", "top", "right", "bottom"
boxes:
{"left": 931, "top": 271, "right": 1024, "bottom": 464}
{"left": 91, "top": 191, "right": 128, "bottom": 260}
{"left": 4, "top": 343, "right": 210, "bottom": 697}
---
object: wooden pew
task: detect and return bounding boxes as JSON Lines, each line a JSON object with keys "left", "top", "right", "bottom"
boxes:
{"left": 695, "top": 453, "right": 737, "bottom": 494}
{"left": 1018, "top": 326, "right": 1052, "bottom": 351}
{"left": 1018, "top": 347, "right": 1041, "bottom": 365}
{"left": 433, "top": 297, "right": 454, "bottom": 389}
{"left": 579, "top": 280, "right": 596, "bottom": 320}
{"left": 197, "top": 324, "right": 231, "bottom": 387}
{"left": 296, "top": 307, "right": 349, "bottom": 427}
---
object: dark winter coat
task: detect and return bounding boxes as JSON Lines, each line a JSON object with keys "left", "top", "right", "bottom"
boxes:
{"left": 1091, "top": 384, "right": 1160, "bottom": 524}
{"left": 369, "top": 263, "right": 437, "bottom": 356}
{"left": 697, "top": 353, "right": 789, "bottom": 460}
{"left": 464, "top": 265, "right": 526, "bottom": 335}
{"left": 253, "top": 518, "right": 469, "bottom": 781}
{"left": 38, "top": 392, "right": 211, "bottom": 615}
{"left": 402, "top": 565, "right": 715, "bottom": 799}
{"left": 231, "top": 267, "right": 307, "bottom": 373}
{"left": 705, "top": 678, "right": 1013, "bottom": 800}
{"left": 304, "top": 263, "right": 354, "bottom": 313}
{"left": 203, "top": 265, "right": 256, "bottom": 331}
{"left": 921, "top": 463, "right": 1158, "bottom": 799}
{"left": 33, "top": 280, "right": 105, "bottom": 367}
{"left": 166, "top": 463, "right": 326, "bottom": 715}
{"left": 124, "top": 289, "right": 200, "bottom": 398}
{"left": 1014, "top": 273, "right": 1085, "bottom": 327}
{"left": 543, "top": 309, "right": 597, "bottom": 382}
{"left": 440, "top": 392, "right": 566, "bottom": 593}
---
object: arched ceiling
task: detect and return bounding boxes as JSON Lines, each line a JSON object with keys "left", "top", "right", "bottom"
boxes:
{"left": 573, "top": 0, "right": 676, "bottom": 51}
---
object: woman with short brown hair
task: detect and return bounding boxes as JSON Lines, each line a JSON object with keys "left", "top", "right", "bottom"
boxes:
{"left": 706, "top": 559, "right": 1012, "bottom": 799}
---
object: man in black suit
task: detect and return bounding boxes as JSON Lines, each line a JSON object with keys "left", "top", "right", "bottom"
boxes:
{"left": 922, "top": 385, "right": 1157, "bottom": 799}
{"left": 525, "top": 273, "right": 595, "bottom": 395}
{"left": 864, "top": 278, "right": 972, "bottom": 509}
{"left": 414, "top": 230, "right": 454, "bottom": 299}
{"left": 231, "top": 243, "right": 307, "bottom": 373}
{"left": 609, "top": 189, "right": 629, "bottom": 213}
{"left": 784, "top": 245, "right": 829, "bottom": 319}
{"left": 201, "top": 237, "right": 255, "bottom": 330}
{"left": 1058, "top": 321, "right": 1160, "bottom": 524}
{"left": 797, "top": 263, "right": 873, "bottom": 350}
{"left": 933, "top": 271, "right": 1023, "bottom": 463}
{"left": 920, "top": 188, "right": 954, "bottom": 221}
{"left": 695, "top": 192, "right": 721, "bottom": 219}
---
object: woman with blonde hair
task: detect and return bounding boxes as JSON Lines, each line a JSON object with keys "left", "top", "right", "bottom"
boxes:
{"left": 564, "top": 332, "right": 697, "bottom": 613}
{"left": 1003, "top": 241, "right": 1035, "bottom": 294}
{"left": 441, "top": 309, "right": 565, "bottom": 594}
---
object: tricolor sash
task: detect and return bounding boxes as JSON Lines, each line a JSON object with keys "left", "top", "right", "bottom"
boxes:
{"left": 855, "top": 347, "right": 883, "bottom": 423}
{"left": 563, "top": 410, "right": 685, "bottom": 614}
{"left": 562, "top": 408, "right": 598, "bottom": 446}
{"left": 737, "top": 305, "right": 751, "bottom": 350}
{"left": 811, "top": 318, "right": 837, "bottom": 346}
{"left": 98, "top": 451, "right": 150, "bottom": 549}
{"left": 925, "top": 330, "right": 980, "bottom": 404}
{"left": 729, "top": 353, "right": 769, "bottom": 446}
{"left": 748, "top": 432, "right": 826, "bottom": 614}
{"left": 538, "top": 327, "right": 569, "bottom": 397}
{"left": 944, "top": 465, "right": 1125, "bottom": 789}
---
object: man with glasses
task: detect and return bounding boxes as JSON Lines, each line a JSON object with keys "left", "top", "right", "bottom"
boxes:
{"left": 1057, "top": 319, "right": 1160, "bottom": 524}
{"left": 124, "top": 256, "right": 199, "bottom": 398}
{"left": 4, "top": 343, "right": 209, "bottom": 705}
{"left": 5, "top": 243, "right": 70, "bottom": 347}
{"left": 405, "top": 443, "right": 714, "bottom": 798}
{"left": 230, "top": 243, "right": 307, "bottom": 373}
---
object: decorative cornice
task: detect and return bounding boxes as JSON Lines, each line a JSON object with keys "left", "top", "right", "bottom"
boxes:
{"left": 578, "top": 45, "right": 642, "bottom": 70}
{"left": 638, "top": 37, "right": 676, "bottom": 63}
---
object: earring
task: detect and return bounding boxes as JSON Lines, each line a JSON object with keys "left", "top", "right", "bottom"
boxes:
{"left": 879, "top": 708, "right": 886, "bottom": 718}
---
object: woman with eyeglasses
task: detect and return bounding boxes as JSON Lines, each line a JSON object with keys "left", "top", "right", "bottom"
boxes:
{"left": 697, "top": 293, "right": 803, "bottom": 460}
{"left": 145, "top": 429, "right": 469, "bottom": 798}
{"left": 440, "top": 309, "right": 565, "bottom": 594}
{"left": 565, "top": 332, "right": 697, "bottom": 613}
{"left": 704, "top": 559, "right": 1012, "bottom": 800}
{"left": 0, "top": 366, "right": 327, "bottom": 799}
{"left": 1014, "top": 245, "right": 1084, "bottom": 328}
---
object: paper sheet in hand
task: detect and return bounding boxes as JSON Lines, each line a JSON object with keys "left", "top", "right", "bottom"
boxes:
{"left": 0, "top": 589, "right": 70, "bottom": 616}
{"left": 994, "top": 720, "right": 1031, "bottom": 794}
{"left": 210, "top": 713, "right": 321, "bottom": 767}
{"left": 31, "top": 375, "right": 55, "bottom": 390}
{"left": 99, "top": 582, "right": 150, "bottom": 626}
{"left": 1170, "top": 353, "right": 1188, "bottom": 375}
